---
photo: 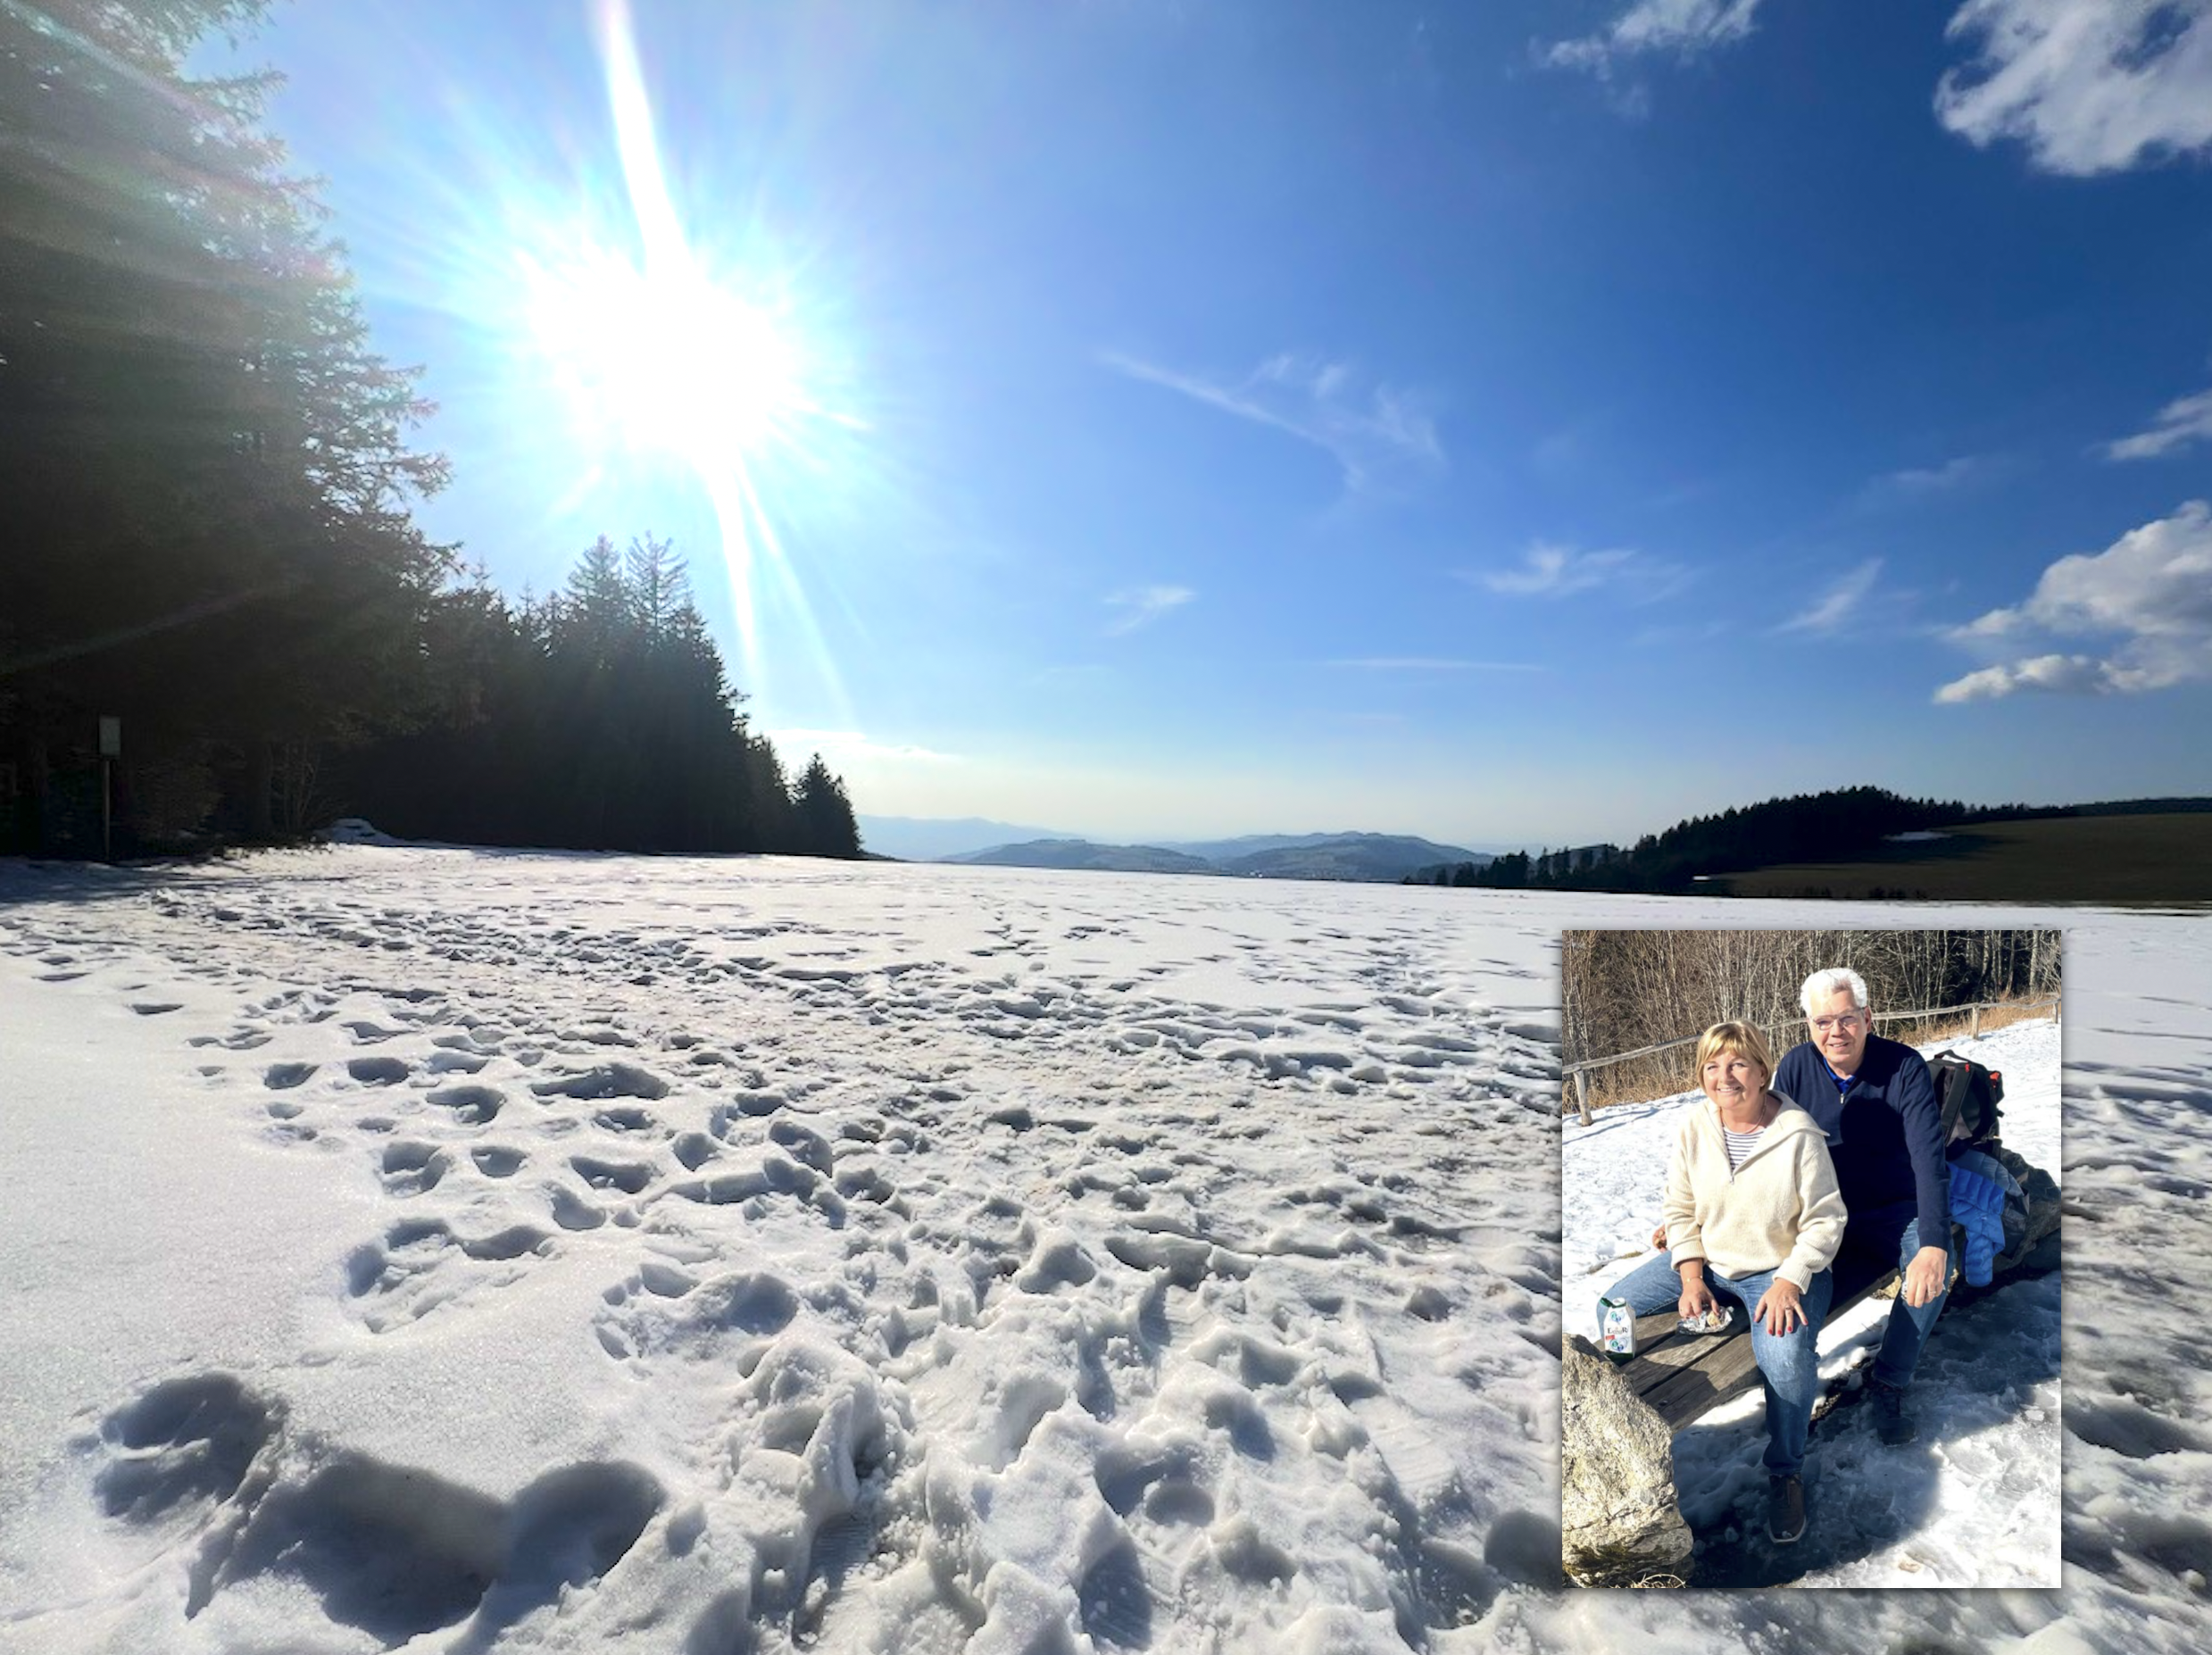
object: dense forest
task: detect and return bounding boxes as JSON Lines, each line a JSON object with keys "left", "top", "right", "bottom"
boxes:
{"left": 1407, "top": 786, "right": 2126, "bottom": 894}
{"left": 0, "top": 1, "right": 858, "bottom": 861}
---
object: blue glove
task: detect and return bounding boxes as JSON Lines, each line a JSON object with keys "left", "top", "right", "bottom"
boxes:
{"left": 1949, "top": 1160, "right": 2008, "bottom": 1286}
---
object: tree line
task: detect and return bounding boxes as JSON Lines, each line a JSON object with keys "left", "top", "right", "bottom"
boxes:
{"left": 332, "top": 536, "right": 859, "bottom": 858}
{"left": 1407, "top": 786, "right": 2079, "bottom": 894}
{"left": 0, "top": 0, "right": 859, "bottom": 861}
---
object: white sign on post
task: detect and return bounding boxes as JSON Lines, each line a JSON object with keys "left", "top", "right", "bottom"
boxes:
{"left": 98, "top": 716, "right": 121, "bottom": 758}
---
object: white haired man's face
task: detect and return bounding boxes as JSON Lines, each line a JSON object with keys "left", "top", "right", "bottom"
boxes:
{"left": 1809, "top": 985, "right": 1870, "bottom": 1074}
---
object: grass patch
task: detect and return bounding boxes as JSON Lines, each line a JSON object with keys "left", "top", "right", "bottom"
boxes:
{"left": 1716, "top": 813, "right": 2212, "bottom": 905}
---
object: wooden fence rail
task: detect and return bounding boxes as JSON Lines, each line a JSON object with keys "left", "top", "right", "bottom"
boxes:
{"left": 1560, "top": 995, "right": 2059, "bottom": 1125}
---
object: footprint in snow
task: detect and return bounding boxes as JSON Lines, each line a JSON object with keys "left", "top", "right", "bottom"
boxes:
{"left": 426, "top": 1085, "right": 505, "bottom": 1125}
{"left": 345, "top": 1218, "right": 554, "bottom": 1333}
{"left": 91, "top": 1370, "right": 282, "bottom": 1526}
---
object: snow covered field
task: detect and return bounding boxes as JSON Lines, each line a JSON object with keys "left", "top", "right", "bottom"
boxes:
{"left": 1565, "top": 1018, "right": 2061, "bottom": 1587}
{"left": 0, "top": 847, "right": 2206, "bottom": 1652}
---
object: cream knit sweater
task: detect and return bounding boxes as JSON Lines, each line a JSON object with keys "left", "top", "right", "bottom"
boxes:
{"left": 1662, "top": 1095, "right": 1846, "bottom": 1292}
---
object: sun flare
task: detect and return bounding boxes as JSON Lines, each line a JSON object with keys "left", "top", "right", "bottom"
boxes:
{"left": 490, "top": 0, "right": 866, "bottom": 695}
{"left": 522, "top": 249, "right": 809, "bottom": 466}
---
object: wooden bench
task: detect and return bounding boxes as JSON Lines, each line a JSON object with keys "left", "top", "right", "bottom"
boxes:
{"left": 1599, "top": 1272, "right": 1899, "bottom": 1432}
{"left": 1580, "top": 1216, "right": 2062, "bottom": 1433}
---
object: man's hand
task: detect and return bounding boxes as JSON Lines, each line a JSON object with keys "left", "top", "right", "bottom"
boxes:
{"left": 1902, "top": 1244, "right": 1950, "bottom": 1308}
{"left": 1651, "top": 1222, "right": 1667, "bottom": 1252}
{"left": 1753, "top": 1278, "right": 1807, "bottom": 1335}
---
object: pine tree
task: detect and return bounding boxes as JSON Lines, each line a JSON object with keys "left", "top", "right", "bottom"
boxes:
{"left": 624, "top": 534, "right": 689, "bottom": 643}
{"left": 792, "top": 753, "right": 862, "bottom": 859}
{"left": 1, "top": 0, "right": 448, "bottom": 848}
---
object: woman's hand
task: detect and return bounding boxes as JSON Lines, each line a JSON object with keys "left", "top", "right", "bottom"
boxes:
{"left": 1754, "top": 1278, "right": 1807, "bottom": 1335}
{"left": 1676, "top": 1269, "right": 1717, "bottom": 1321}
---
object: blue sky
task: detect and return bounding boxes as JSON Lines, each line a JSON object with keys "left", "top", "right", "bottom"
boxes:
{"left": 236, "top": 0, "right": 2212, "bottom": 846}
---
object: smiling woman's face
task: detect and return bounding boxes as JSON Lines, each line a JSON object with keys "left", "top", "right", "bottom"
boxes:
{"left": 1701, "top": 1048, "right": 1767, "bottom": 1110}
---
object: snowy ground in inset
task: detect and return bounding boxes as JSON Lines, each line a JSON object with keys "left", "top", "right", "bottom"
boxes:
{"left": 1565, "top": 1019, "right": 2060, "bottom": 1586}
{"left": 0, "top": 847, "right": 2206, "bottom": 1652}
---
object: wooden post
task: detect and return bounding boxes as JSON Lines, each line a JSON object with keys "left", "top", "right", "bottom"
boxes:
{"left": 1575, "top": 1069, "right": 1592, "bottom": 1127}
{"left": 1971, "top": 1003, "right": 1983, "bottom": 1038}
{"left": 97, "top": 715, "right": 121, "bottom": 862}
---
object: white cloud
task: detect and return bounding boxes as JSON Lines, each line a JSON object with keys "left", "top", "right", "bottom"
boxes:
{"left": 1543, "top": 0, "right": 1765, "bottom": 74}
{"left": 1100, "top": 351, "right": 1442, "bottom": 491}
{"left": 1936, "top": 0, "right": 2212, "bottom": 175}
{"left": 1783, "top": 557, "right": 1885, "bottom": 634}
{"left": 1104, "top": 584, "right": 1195, "bottom": 636}
{"left": 2103, "top": 386, "right": 2212, "bottom": 460}
{"left": 1934, "top": 499, "right": 2212, "bottom": 700}
{"left": 769, "top": 728, "right": 959, "bottom": 763}
{"left": 1933, "top": 653, "right": 2129, "bottom": 701}
{"left": 1470, "top": 542, "right": 1690, "bottom": 602}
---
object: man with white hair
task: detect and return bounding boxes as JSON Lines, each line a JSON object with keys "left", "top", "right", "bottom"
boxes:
{"left": 1771, "top": 966, "right": 1955, "bottom": 1447}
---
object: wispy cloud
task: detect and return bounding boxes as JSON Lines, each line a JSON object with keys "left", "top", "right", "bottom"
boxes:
{"left": 1101, "top": 350, "right": 1442, "bottom": 492}
{"left": 1934, "top": 499, "right": 2212, "bottom": 701}
{"left": 770, "top": 728, "right": 958, "bottom": 762}
{"left": 1859, "top": 453, "right": 2000, "bottom": 506}
{"left": 1104, "top": 584, "right": 1195, "bottom": 636}
{"left": 1936, "top": 0, "right": 2212, "bottom": 176}
{"left": 1468, "top": 542, "right": 1692, "bottom": 603}
{"left": 1325, "top": 656, "right": 1549, "bottom": 672}
{"left": 1783, "top": 557, "right": 1885, "bottom": 634}
{"left": 1542, "top": 0, "right": 1765, "bottom": 76}
{"left": 2102, "top": 386, "right": 2212, "bottom": 461}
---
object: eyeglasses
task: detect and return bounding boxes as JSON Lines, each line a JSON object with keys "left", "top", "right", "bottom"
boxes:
{"left": 1810, "top": 1013, "right": 1867, "bottom": 1034}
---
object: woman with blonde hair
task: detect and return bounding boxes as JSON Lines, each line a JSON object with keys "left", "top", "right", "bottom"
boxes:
{"left": 1600, "top": 1021, "right": 1845, "bottom": 1545}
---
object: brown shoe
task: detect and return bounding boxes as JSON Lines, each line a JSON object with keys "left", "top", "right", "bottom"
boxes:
{"left": 1767, "top": 1475, "right": 1806, "bottom": 1544}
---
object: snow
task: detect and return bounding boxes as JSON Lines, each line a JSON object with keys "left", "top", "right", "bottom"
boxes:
{"left": 0, "top": 848, "right": 2206, "bottom": 1651}
{"left": 1565, "top": 1018, "right": 2061, "bottom": 1586}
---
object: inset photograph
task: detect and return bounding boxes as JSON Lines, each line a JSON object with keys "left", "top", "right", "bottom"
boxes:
{"left": 1558, "top": 929, "right": 2061, "bottom": 1588}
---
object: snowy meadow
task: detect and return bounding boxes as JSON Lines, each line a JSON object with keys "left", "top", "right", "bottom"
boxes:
{"left": 1, "top": 847, "right": 2207, "bottom": 1652}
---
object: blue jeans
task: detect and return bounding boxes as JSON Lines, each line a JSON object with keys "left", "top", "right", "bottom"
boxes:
{"left": 1604, "top": 1252, "right": 1835, "bottom": 1477}
{"left": 1831, "top": 1200, "right": 1955, "bottom": 1389}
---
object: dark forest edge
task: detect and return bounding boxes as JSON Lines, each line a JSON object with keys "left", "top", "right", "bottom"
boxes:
{"left": 0, "top": 2, "right": 859, "bottom": 863}
{"left": 1404, "top": 786, "right": 2212, "bottom": 902}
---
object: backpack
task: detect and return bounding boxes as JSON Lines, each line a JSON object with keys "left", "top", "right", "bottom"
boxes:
{"left": 1931, "top": 1050, "right": 2005, "bottom": 1145}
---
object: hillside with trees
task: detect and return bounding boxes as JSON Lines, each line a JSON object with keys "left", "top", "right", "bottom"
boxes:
{"left": 1409, "top": 786, "right": 2074, "bottom": 894}
{"left": 0, "top": 2, "right": 857, "bottom": 861}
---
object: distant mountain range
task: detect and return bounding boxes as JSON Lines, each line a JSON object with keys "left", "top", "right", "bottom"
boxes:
{"left": 939, "top": 832, "right": 1493, "bottom": 885}
{"left": 855, "top": 815, "right": 1072, "bottom": 862}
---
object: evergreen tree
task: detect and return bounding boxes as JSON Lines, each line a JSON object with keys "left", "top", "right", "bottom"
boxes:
{"left": 328, "top": 535, "right": 855, "bottom": 860}
{"left": 624, "top": 534, "right": 688, "bottom": 642}
{"left": 792, "top": 753, "right": 862, "bottom": 859}
{"left": 1, "top": 0, "right": 447, "bottom": 849}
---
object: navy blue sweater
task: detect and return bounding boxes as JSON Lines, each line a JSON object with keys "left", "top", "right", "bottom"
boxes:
{"left": 1772, "top": 1033, "right": 1949, "bottom": 1243}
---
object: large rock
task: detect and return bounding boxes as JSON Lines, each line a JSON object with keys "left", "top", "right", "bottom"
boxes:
{"left": 1560, "top": 1336, "right": 1692, "bottom": 1587}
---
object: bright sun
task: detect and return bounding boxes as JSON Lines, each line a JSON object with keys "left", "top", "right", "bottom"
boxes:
{"left": 495, "top": 0, "right": 866, "bottom": 691}
{"left": 523, "top": 250, "right": 810, "bottom": 468}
